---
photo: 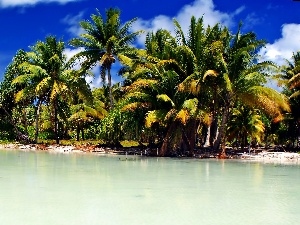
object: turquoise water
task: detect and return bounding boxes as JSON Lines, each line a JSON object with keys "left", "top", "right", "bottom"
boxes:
{"left": 0, "top": 150, "right": 299, "bottom": 225}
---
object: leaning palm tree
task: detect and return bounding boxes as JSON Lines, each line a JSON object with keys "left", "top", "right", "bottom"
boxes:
{"left": 69, "top": 8, "right": 143, "bottom": 108}
{"left": 212, "top": 29, "right": 291, "bottom": 157}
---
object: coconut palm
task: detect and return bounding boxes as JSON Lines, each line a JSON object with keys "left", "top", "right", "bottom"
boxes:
{"left": 121, "top": 28, "right": 204, "bottom": 156}
{"left": 12, "top": 36, "right": 90, "bottom": 144}
{"left": 212, "top": 29, "right": 290, "bottom": 157}
{"left": 227, "top": 105, "right": 265, "bottom": 150}
{"left": 280, "top": 51, "right": 300, "bottom": 147}
{"left": 68, "top": 93, "right": 107, "bottom": 141}
{"left": 175, "top": 17, "right": 231, "bottom": 149}
{"left": 287, "top": 52, "right": 300, "bottom": 98}
{"left": 69, "top": 8, "right": 143, "bottom": 108}
{"left": 174, "top": 20, "right": 290, "bottom": 157}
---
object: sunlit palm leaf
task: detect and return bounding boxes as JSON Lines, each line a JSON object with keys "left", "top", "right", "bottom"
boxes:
{"left": 176, "top": 109, "right": 189, "bottom": 125}
{"left": 156, "top": 94, "right": 175, "bottom": 107}
{"left": 145, "top": 109, "right": 168, "bottom": 128}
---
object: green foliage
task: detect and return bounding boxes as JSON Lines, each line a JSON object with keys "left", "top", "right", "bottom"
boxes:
{"left": 0, "top": 12, "right": 299, "bottom": 152}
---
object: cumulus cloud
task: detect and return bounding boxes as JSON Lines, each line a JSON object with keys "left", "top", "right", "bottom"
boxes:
{"left": 0, "top": 0, "right": 80, "bottom": 7}
{"left": 132, "top": 0, "right": 242, "bottom": 46}
{"left": 259, "top": 24, "right": 300, "bottom": 65}
{"left": 89, "top": 65, "right": 121, "bottom": 89}
{"left": 243, "top": 12, "right": 264, "bottom": 30}
{"left": 62, "top": 12, "right": 85, "bottom": 36}
{"left": 63, "top": 48, "right": 120, "bottom": 88}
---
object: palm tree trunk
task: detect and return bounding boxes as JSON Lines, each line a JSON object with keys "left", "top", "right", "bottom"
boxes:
{"left": 214, "top": 104, "right": 230, "bottom": 158}
{"left": 160, "top": 122, "right": 177, "bottom": 156}
{"left": 204, "top": 125, "right": 210, "bottom": 147}
{"left": 23, "top": 108, "right": 28, "bottom": 134}
{"left": 107, "top": 67, "right": 113, "bottom": 109}
{"left": 76, "top": 122, "right": 80, "bottom": 141}
{"left": 181, "top": 119, "right": 197, "bottom": 156}
{"left": 54, "top": 99, "right": 59, "bottom": 144}
{"left": 35, "top": 100, "right": 42, "bottom": 144}
{"left": 81, "top": 128, "right": 85, "bottom": 140}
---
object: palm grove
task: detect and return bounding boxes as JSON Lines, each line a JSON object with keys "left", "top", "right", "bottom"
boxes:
{"left": 0, "top": 8, "right": 299, "bottom": 157}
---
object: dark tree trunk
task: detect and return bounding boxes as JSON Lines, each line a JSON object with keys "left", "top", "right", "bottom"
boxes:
{"left": 76, "top": 122, "right": 80, "bottom": 141}
{"left": 35, "top": 101, "right": 41, "bottom": 144}
{"left": 181, "top": 119, "right": 197, "bottom": 156}
{"left": 81, "top": 128, "right": 85, "bottom": 140}
{"left": 160, "top": 122, "right": 177, "bottom": 156}
{"left": 107, "top": 66, "right": 113, "bottom": 109}
{"left": 54, "top": 99, "right": 59, "bottom": 145}
{"left": 214, "top": 104, "right": 230, "bottom": 158}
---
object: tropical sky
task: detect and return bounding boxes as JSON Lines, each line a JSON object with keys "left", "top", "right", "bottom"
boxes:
{"left": 1, "top": 0, "right": 300, "bottom": 87}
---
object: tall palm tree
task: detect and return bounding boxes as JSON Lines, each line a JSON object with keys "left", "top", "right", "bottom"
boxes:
{"left": 282, "top": 51, "right": 300, "bottom": 147}
{"left": 121, "top": 28, "right": 203, "bottom": 156}
{"left": 175, "top": 17, "right": 231, "bottom": 149}
{"left": 287, "top": 52, "right": 300, "bottom": 98}
{"left": 12, "top": 36, "right": 89, "bottom": 144}
{"left": 212, "top": 29, "right": 290, "bottom": 157}
{"left": 69, "top": 8, "right": 143, "bottom": 108}
{"left": 174, "top": 20, "right": 290, "bottom": 157}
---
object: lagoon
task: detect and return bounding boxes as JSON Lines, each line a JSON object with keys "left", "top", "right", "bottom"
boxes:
{"left": 0, "top": 149, "right": 299, "bottom": 225}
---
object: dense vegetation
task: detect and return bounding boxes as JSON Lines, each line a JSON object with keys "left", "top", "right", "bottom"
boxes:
{"left": 0, "top": 8, "right": 299, "bottom": 157}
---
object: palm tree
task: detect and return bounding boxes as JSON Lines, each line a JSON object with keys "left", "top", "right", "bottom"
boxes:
{"left": 174, "top": 17, "right": 231, "bottom": 149}
{"left": 212, "top": 29, "right": 290, "bottom": 157}
{"left": 287, "top": 52, "right": 300, "bottom": 98}
{"left": 121, "top": 28, "right": 203, "bottom": 156}
{"left": 68, "top": 94, "right": 107, "bottom": 141}
{"left": 227, "top": 105, "right": 265, "bottom": 150}
{"left": 12, "top": 36, "right": 87, "bottom": 144}
{"left": 281, "top": 51, "right": 300, "bottom": 147}
{"left": 174, "top": 20, "right": 290, "bottom": 157}
{"left": 69, "top": 8, "right": 143, "bottom": 108}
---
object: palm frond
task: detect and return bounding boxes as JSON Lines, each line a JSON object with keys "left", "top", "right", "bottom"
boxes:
{"left": 175, "top": 109, "right": 189, "bottom": 125}
{"left": 289, "top": 73, "right": 300, "bottom": 89}
{"left": 156, "top": 94, "right": 175, "bottom": 107}
{"left": 223, "top": 73, "right": 232, "bottom": 92}
{"left": 290, "top": 90, "right": 300, "bottom": 98}
{"left": 145, "top": 109, "right": 168, "bottom": 128}
{"left": 125, "top": 79, "right": 157, "bottom": 92}
{"left": 203, "top": 70, "right": 219, "bottom": 81}
{"left": 121, "top": 102, "right": 151, "bottom": 112}
{"left": 182, "top": 98, "right": 198, "bottom": 115}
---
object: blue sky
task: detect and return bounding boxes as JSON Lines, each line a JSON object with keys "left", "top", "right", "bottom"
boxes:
{"left": 1, "top": 0, "right": 300, "bottom": 87}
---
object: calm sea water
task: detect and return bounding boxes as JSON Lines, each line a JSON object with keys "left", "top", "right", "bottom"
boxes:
{"left": 0, "top": 150, "right": 299, "bottom": 225}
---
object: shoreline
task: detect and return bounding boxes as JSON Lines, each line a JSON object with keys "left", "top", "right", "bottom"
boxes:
{"left": 1, "top": 143, "right": 300, "bottom": 164}
{"left": 0, "top": 143, "right": 112, "bottom": 154}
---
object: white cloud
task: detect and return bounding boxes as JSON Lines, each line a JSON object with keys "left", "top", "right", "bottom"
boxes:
{"left": 132, "top": 0, "right": 241, "bottom": 46}
{"left": 62, "top": 12, "right": 85, "bottom": 36}
{"left": 89, "top": 65, "right": 120, "bottom": 89}
{"left": 64, "top": 47, "right": 95, "bottom": 86}
{"left": 0, "top": 0, "right": 80, "bottom": 7}
{"left": 259, "top": 24, "right": 300, "bottom": 65}
{"left": 243, "top": 12, "right": 264, "bottom": 30}
{"left": 63, "top": 48, "right": 120, "bottom": 88}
